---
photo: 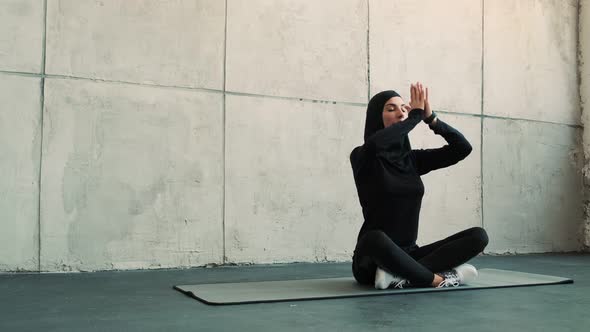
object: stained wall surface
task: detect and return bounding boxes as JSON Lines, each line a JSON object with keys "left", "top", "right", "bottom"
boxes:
{"left": 0, "top": 0, "right": 584, "bottom": 271}
{"left": 0, "top": 74, "right": 41, "bottom": 271}
{"left": 580, "top": 0, "right": 590, "bottom": 248}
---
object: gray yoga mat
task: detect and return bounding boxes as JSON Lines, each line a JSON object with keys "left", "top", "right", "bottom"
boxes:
{"left": 174, "top": 268, "right": 573, "bottom": 305}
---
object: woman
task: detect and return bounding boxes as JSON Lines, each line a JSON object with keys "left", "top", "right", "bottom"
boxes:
{"left": 350, "top": 82, "right": 489, "bottom": 289}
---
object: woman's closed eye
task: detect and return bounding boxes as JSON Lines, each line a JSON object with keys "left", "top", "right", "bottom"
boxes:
{"left": 388, "top": 108, "right": 406, "bottom": 113}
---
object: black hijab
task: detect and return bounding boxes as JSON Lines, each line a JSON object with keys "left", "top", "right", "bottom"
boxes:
{"left": 363, "top": 90, "right": 413, "bottom": 173}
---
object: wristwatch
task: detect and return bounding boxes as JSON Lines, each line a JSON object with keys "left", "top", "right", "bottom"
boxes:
{"left": 424, "top": 111, "right": 437, "bottom": 124}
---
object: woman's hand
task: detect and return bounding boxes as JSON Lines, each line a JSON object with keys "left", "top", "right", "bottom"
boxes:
{"left": 409, "top": 82, "right": 426, "bottom": 110}
{"left": 422, "top": 85, "right": 438, "bottom": 126}
{"left": 424, "top": 85, "right": 433, "bottom": 118}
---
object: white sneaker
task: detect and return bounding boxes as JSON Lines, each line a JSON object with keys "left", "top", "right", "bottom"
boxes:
{"left": 436, "top": 263, "right": 478, "bottom": 288}
{"left": 454, "top": 263, "right": 478, "bottom": 284}
{"left": 374, "top": 267, "right": 408, "bottom": 289}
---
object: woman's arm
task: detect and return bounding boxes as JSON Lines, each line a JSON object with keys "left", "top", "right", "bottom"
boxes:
{"left": 353, "top": 83, "right": 428, "bottom": 173}
{"left": 364, "top": 108, "right": 424, "bottom": 154}
{"left": 350, "top": 109, "right": 423, "bottom": 179}
{"left": 411, "top": 117, "right": 472, "bottom": 176}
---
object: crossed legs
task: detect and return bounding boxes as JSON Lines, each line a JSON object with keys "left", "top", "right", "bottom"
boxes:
{"left": 352, "top": 227, "right": 489, "bottom": 287}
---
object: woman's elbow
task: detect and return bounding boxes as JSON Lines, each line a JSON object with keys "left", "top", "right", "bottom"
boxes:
{"left": 460, "top": 142, "right": 473, "bottom": 159}
{"left": 452, "top": 141, "right": 472, "bottom": 160}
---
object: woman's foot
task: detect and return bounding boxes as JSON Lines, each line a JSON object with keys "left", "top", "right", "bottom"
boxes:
{"left": 374, "top": 267, "right": 408, "bottom": 289}
{"left": 435, "top": 263, "right": 478, "bottom": 288}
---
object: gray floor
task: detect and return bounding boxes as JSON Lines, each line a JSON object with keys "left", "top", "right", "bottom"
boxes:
{"left": 1, "top": 253, "right": 588, "bottom": 332}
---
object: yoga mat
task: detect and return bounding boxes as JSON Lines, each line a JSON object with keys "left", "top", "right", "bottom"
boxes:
{"left": 174, "top": 268, "right": 573, "bottom": 305}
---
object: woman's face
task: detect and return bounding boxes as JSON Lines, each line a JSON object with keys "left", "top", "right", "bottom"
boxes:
{"left": 382, "top": 96, "right": 408, "bottom": 127}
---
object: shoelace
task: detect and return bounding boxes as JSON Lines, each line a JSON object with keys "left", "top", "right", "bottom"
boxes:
{"left": 436, "top": 277, "right": 460, "bottom": 288}
{"left": 393, "top": 279, "right": 408, "bottom": 289}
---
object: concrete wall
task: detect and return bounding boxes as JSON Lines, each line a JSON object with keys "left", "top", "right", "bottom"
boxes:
{"left": 483, "top": 0, "right": 583, "bottom": 253}
{"left": 0, "top": 0, "right": 585, "bottom": 272}
{"left": 581, "top": 0, "right": 590, "bottom": 248}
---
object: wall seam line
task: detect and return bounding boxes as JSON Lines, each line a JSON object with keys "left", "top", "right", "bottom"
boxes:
{"left": 0, "top": 70, "right": 582, "bottom": 126}
{"left": 0, "top": 85, "right": 581, "bottom": 126}
{"left": 37, "top": 0, "right": 48, "bottom": 272}
{"left": 0, "top": 70, "right": 41, "bottom": 77}
{"left": 367, "top": 0, "right": 371, "bottom": 102}
{"left": 222, "top": 0, "right": 228, "bottom": 265}
{"left": 481, "top": 0, "right": 485, "bottom": 233}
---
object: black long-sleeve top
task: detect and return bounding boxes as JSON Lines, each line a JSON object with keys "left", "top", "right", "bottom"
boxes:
{"left": 349, "top": 109, "right": 472, "bottom": 250}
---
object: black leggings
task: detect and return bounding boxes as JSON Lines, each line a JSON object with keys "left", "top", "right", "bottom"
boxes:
{"left": 352, "top": 227, "right": 489, "bottom": 287}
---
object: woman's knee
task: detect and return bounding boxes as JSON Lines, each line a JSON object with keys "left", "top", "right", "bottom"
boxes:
{"left": 468, "top": 227, "right": 489, "bottom": 251}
